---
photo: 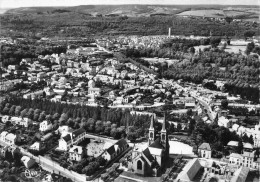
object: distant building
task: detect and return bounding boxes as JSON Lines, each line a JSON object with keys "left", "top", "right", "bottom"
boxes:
{"left": 39, "top": 120, "right": 53, "bottom": 132}
{"left": 21, "top": 156, "right": 36, "bottom": 169}
{"left": 69, "top": 145, "right": 84, "bottom": 161}
{"left": 102, "top": 139, "right": 128, "bottom": 161}
{"left": 177, "top": 158, "right": 202, "bottom": 182}
{"left": 58, "top": 128, "right": 86, "bottom": 151}
{"left": 198, "top": 143, "right": 212, "bottom": 159}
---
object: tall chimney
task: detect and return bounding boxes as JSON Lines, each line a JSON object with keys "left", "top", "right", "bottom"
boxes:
{"left": 168, "top": 28, "right": 171, "bottom": 37}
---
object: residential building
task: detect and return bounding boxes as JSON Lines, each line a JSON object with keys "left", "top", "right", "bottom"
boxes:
{"left": 198, "top": 143, "right": 212, "bottom": 159}
{"left": 177, "top": 158, "right": 202, "bottom": 182}
{"left": 21, "top": 156, "right": 36, "bottom": 168}
{"left": 102, "top": 139, "right": 128, "bottom": 161}
{"left": 58, "top": 128, "right": 86, "bottom": 151}
{"left": 39, "top": 120, "right": 53, "bottom": 132}
{"left": 69, "top": 145, "right": 84, "bottom": 161}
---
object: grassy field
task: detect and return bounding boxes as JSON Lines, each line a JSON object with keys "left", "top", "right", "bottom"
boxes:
{"left": 177, "top": 9, "right": 224, "bottom": 17}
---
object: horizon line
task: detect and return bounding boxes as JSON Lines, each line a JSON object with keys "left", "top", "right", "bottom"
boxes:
{"left": 2, "top": 3, "right": 260, "bottom": 9}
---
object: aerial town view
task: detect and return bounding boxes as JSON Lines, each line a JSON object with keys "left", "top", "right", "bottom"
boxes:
{"left": 0, "top": 0, "right": 259, "bottom": 181}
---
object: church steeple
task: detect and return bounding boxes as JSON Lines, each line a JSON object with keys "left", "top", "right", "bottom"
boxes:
{"left": 148, "top": 114, "right": 155, "bottom": 145}
{"left": 161, "top": 112, "right": 167, "bottom": 146}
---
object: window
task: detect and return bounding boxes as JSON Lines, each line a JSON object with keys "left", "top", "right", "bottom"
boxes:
{"left": 150, "top": 132, "right": 153, "bottom": 138}
{"left": 162, "top": 134, "right": 166, "bottom": 141}
{"left": 137, "top": 160, "right": 142, "bottom": 170}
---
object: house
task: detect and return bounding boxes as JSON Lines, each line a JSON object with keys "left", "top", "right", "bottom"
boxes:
{"left": 177, "top": 158, "right": 202, "bottom": 182}
{"left": 58, "top": 128, "right": 86, "bottom": 151}
{"left": 102, "top": 139, "right": 128, "bottom": 161}
{"left": 198, "top": 143, "right": 212, "bottom": 159}
{"left": 21, "top": 156, "right": 36, "bottom": 168}
{"left": 39, "top": 120, "right": 53, "bottom": 132}
{"left": 10, "top": 117, "right": 30, "bottom": 127}
{"left": 229, "top": 151, "right": 259, "bottom": 169}
{"left": 218, "top": 116, "right": 231, "bottom": 128}
{"left": 5, "top": 133, "right": 18, "bottom": 145}
{"left": 131, "top": 114, "right": 169, "bottom": 177}
{"left": 41, "top": 173, "right": 64, "bottom": 182}
{"left": 69, "top": 145, "right": 84, "bottom": 161}
{"left": 30, "top": 141, "right": 43, "bottom": 151}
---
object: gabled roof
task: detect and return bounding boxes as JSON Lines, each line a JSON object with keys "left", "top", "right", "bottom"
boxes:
{"left": 62, "top": 134, "right": 72, "bottom": 142}
{"left": 230, "top": 167, "right": 249, "bottom": 182}
{"left": 149, "top": 138, "right": 164, "bottom": 149}
{"left": 72, "top": 128, "right": 85, "bottom": 138}
{"left": 106, "top": 145, "right": 115, "bottom": 155}
{"left": 199, "top": 143, "right": 211, "bottom": 151}
{"left": 115, "top": 139, "right": 127, "bottom": 148}
{"left": 230, "top": 153, "right": 243, "bottom": 159}
{"left": 142, "top": 148, "right": 154, "bottom": 163}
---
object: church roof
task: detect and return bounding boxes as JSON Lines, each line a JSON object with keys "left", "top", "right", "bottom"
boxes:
{"left": 149, "top": 138, "right": 165, "bottom": 149}
{"left": 142, "top": 148, "right": 154, "bottom": 163}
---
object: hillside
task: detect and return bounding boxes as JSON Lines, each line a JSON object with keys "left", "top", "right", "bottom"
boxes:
{"left": 1, "top": 5, "right": 259, "bottom": 38}
{"left": 4, "top": 4, "right": 260, "bottom": 18}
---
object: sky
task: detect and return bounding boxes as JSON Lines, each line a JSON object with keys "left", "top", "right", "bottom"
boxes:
{"left": 0, "top": 0, "right": 259, "bottom": 9}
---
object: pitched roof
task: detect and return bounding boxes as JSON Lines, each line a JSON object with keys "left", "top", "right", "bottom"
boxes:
{"left": 115, "top": 139, "right": 127, "bottom": 148}
{"left": 230, "top": 167, "right": 249, "bottom": 182}
{"left": 199, "top": 143, "right": 211, "bottom": 151}
{"left": 106, "top": 145, "right": 115, "bottom": 155}
{"left": 62, "top": 134, "right": 72, "bottom": 142}
{"left": 149, "top": 138, "right": 164, "bottom": 149}
{"left": 72, "top": 128, "right": 85, "bottom": 138}
{"left": 142, "top": 148, "right": 154, "bottom": 163}
{"left": 227, "top": 141, "right": 239, "bottom": 147}
{"left": 230, "top": 153, "right": 243, "bottom": 159}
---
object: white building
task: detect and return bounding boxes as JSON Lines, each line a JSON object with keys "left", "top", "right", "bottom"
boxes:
{"left": 39, "top": 120, "right": 53, "bottom": 132}
{"left": 58, "top": 128, "right": 86, "bottom": 151}
{"left": 69, "top": 145, "right": 83, "bottom": 161}
{"left": 198, "top": 143, "right": 212, "bottom": 159}
{"left": 229, "top": 151, "right": 259, "bottom": 169}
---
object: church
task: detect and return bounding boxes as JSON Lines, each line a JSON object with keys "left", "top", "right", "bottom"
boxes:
{"left": 131, "top": 114, "right": 169, "bottom": 177}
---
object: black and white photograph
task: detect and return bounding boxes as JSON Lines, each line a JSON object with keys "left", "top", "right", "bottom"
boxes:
{"left": 0, "top": 0, "right": 259, "bottom": 181}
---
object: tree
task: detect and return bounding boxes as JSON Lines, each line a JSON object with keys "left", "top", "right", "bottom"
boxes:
{"left": 248, "top": 135, "right": 254, "bottom": 145}
{"left": 191, "top": 129, "right": 203, "bottom": 153}
{"left": 221, "top": 99, "right": 228, "bottom": 109}
{"left": 242, "top": 133, "right": 249, "bottom": 143}
{"left": 225, "top": 17, "right": 233, "bottom": 24}
{"left": 177, "top": 123, "right": 182, "bottom": 132}
{"left": 86, "top": 118, "right": 95, "bottom": 132}
{"left": 59, "top": 113, "right": 68, "bottom": 123}
{"left": 14, "top": 106, "right": 22, "bottom": 116}
{"left": 20, "top": 109, "right": 28, "bottom": 118}
{"left": 38, "top": 111, "right": 46, "bottom": 122}
{"left": 67, "top": 118, "right": 74, "bottom": 128}
{"left": 244, "top": 31, "right": 255, "bottom": 40}
{"left": 8, "top": 105, "right": 16, "bottom": 115}
{"left": 52, "top": 113, "right": 60, "bottom": 120}
{"left": 95, "top": 120, "right": 104, "bottom": 133}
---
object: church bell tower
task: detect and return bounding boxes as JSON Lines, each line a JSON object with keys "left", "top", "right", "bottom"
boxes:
{"left": 148, "top": 114, "right": 155, "bottom": 145}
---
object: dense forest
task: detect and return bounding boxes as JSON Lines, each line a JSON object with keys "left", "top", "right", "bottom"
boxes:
{"left": 0, "top": 12, "right": 259, "bottom": 38}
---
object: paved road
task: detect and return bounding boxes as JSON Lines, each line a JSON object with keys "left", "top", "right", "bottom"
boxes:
{"left": 194, "top": 96, "right": 215, "bottom": 121}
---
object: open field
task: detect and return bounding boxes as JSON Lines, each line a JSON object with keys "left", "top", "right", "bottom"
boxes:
{"left": 177, "top": 9, "right": 224, "bottom": 17}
